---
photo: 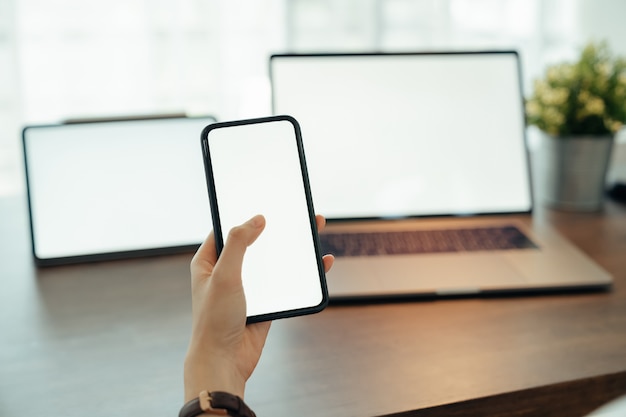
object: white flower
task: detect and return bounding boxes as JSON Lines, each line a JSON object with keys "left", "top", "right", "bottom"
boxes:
{"left": 544, "top": 107, "right": 565, "bottom": 128}
{"left": 526, "top": 100, "right": 541, "bottom": 117}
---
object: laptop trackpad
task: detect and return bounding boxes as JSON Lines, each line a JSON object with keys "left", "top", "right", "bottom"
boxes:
{"left": 378, "top": 253, "right": 527, "bottom": 294}
{"left": 328, "top": 253, "right": 526, "bottom": 297}
{"left": 326, "top": 258, "right": 388, "bottom": 296}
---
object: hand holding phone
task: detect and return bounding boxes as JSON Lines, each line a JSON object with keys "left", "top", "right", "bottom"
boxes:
{"left": 200, "top": 115, "right": 329, "bottom": 323}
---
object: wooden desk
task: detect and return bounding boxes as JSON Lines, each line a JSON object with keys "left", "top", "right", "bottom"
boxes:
{"left": 1, "top": 195, "right": 625, "bottom": 417}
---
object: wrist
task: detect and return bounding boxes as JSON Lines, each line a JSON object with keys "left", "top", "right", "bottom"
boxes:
{"left": 179, "top": 391, "right": 256, "bottom": 417}
{"left": 184, "top": 350, "right": 246, "bottom": 401}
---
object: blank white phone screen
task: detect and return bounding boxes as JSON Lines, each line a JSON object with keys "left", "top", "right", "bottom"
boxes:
{"left": 207, "top": 119, "right": 324, "bottom": 318}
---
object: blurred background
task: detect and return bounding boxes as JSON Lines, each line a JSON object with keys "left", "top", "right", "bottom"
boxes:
{"left": 2, "top": 0, "right": 626, "bottom": 197}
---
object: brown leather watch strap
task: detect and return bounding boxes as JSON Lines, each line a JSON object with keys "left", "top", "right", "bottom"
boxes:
{"left": 209, "top": 391, "right": 256, "bottom": 417}
{"left": 178, "top": 397, "right": 204, "bottom": 417}
{"left": 179, "top": 391, "right": 256, "bottom": 417}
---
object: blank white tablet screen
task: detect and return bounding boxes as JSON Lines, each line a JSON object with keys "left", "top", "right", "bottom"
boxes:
{"left": 23, "top": 117, "right": 214, "bottom": 260}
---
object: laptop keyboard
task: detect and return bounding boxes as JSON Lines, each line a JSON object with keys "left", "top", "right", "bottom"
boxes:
{"left": 319, "top": 225, "right": 538, "bottom": 257}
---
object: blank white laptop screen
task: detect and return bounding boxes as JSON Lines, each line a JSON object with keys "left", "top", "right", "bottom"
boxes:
{"left": 270, "top": 52, "right": 532, "bottom": 219}
{"left": 22, "top": 116, "right": 215, "bottom": 265}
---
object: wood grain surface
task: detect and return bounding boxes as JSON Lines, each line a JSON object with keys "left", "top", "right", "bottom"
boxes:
{"left": 1, "top": 195, "right": 625, "bottom": 417}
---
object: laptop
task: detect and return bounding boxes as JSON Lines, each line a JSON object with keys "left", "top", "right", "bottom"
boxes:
{"left": 270, "top": 51, "right": 612, "bottom": 299}
{"left": 22, "top": 114, "right": 216, "bottom": 266}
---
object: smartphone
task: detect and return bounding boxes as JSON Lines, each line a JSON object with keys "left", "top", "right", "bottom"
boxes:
{"left": 200, "top": 115, "right": 329, "bottom": 323}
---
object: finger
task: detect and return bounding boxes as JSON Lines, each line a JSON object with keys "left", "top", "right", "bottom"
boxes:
{"left": 322, "top": 254, "right": 334, "bottom": 273}
{"left": 191, "top": 229, "right": 217, "bottom": 277}
{"left": 315, "top": 214, "right": 326, "bottom": 232}
{"left": 315, "top": 215, "right": 334, "bottom": 273}
{"left": 213, "top": 215, "right": 266, "bottom": 286}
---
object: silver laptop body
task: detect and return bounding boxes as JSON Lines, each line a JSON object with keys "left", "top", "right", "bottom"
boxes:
{"left": 270, "top": 51, "right": 612, "bottom": 299}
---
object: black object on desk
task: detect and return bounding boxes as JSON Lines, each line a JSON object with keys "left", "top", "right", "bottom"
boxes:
{"left": 608, "top": 182, "right": 626, "bottom": 204}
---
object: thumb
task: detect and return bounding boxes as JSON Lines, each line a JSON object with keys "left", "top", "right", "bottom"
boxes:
{"left": 213, "top": 215, "right": 266, "bottom": 284}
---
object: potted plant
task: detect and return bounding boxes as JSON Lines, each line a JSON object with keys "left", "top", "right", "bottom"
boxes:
{"left": 526, "top": 41, "right": 626, "bottom": 211}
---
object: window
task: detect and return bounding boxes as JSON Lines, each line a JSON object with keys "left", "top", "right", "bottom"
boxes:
{"left": 2, "top": 0, "right": 625, "bottom": 196}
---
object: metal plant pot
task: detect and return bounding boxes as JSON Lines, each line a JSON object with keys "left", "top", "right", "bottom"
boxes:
{"left": 540, "top": 133, "right": 614, "bottom": 211}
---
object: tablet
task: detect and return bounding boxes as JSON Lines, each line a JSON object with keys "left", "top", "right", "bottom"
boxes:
{"left": 22, "top": 115, "right": 216, "bottom": 266}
